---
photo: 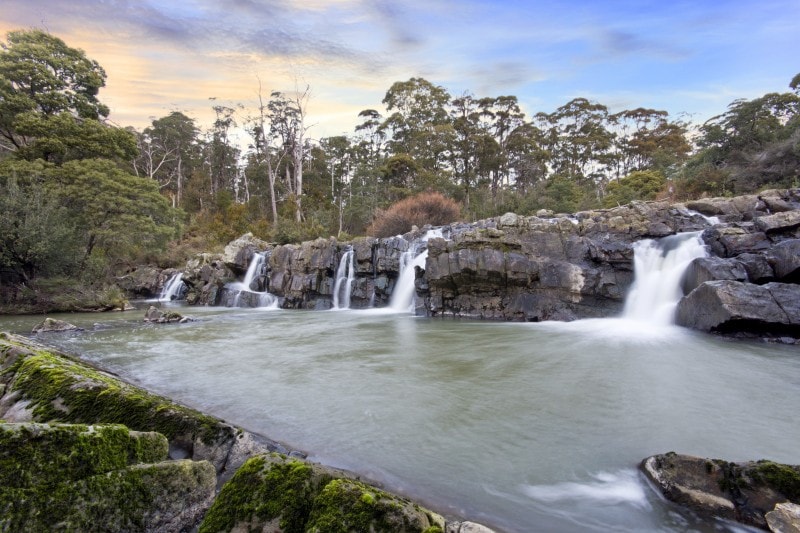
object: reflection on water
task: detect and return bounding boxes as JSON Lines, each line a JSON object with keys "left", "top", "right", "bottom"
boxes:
{"left": 1, "top": 305, "right": 797, "bottom": 532}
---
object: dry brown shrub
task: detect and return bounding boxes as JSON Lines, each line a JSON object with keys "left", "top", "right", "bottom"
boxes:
{"left": 367, "top": 192, "right": 461, "bottom": 237}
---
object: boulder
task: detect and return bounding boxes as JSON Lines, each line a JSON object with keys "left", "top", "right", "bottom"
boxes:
{"left": 183, "top": 253, "right": 236, "bottom": 305}
{"left": 199, "top": 453, "right": 447, "bottom": 533}
{"left": 681, "top": 257, "right": 748, "bottom": 295}
{"left": 641, "top": 453, "right": 800, "bottom": 530}
{"left": 31, "top": 317, "right": 82, "bottom": 334}
{"left": 766, "top": 502, "right": 800, "bottom": 533}
{"left": 143, "top": 305, "right": 194, "bottom": 324}
{"left": 115, "top": 265, "right": 162, "bottom": 297}
{"left": 676, "top": 281, "right": 800, "bottom": 339}
{"left": 755, "top": 211, "right": 800, "bottom": 234}
{"left": 769, "top": 240, "right": 800, "bottom": 281}
{"left": 0, "top": 422, "right": 216, "bottom": 532}
{"left": 222, "top": 232, "right": 271, "bottom": 274}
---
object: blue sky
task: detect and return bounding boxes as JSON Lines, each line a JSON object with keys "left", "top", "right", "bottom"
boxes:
{"left": 2, "top": 0, "right": 798, "bottom": 138}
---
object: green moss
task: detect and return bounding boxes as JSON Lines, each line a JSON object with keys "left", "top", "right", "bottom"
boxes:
{"left": 0, "top": 458, "right": 215, "bottom": 532}
{"left": 200, "top": 454, "right": 316, "bottom": 533}
{"left": 752, "top": 460, "right": 800, "bottom": 502}
{"left": 0, "top": 336, "right": 229, "bottom": 446}
{"left": 423, "top": 527, "right": 444, "bottom": 533}
{"left": 306, "top": 478, "right": 428, "bottom": 533}
{"left": 0, "top": 422, "right": 167, "bottom": 489}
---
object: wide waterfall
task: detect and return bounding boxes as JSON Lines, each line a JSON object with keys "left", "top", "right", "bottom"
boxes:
{"left": 223, "top": 252, "right": 278, "bottom": 308}
{"left": 390, "top": 229, "right": 443, "bottom": 312}
{"left": 159, "top": 273, "right": 186, "bottom": 301}
{"left": 623, "top": 232, "right": 707, "bottom": 325}
{"left": 332, "top": 248, "right": 355, "bottom": 310}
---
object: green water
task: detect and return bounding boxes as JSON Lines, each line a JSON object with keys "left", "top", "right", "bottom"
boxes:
{"left": 2, "top": 304, "right": 798, "bottom": 532}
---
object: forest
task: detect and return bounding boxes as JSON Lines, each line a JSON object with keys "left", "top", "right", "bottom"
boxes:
{"left": 1, "top": 29, "right": 799, "bottom": 306}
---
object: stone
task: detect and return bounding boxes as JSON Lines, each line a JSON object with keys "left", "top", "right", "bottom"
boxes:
{"left": 200, "top": 453, "right": 447, "bottom": 533}
{"left": 115, "top": 266, "right": 162, "bottom": 298}
{"left": 755, "top": 211, "right": 800, "bottom": 234}
{"left": 143, "top": 305, "right": 193, "bottom": 324}
{"left": 769, "top": 239, "right": 800, "bottom": 281}
{"left": 642, "top": 453, "right": 800, "bottom": 530}
{"left": 676, "top": 281, "right": 800, "bottom": 338}
{"left": 222, "top": 232, "right": 270, "bottom": 274}
{"left": 681, "top": 257, "right": 748, "bottom": 295}
{"left": 0, "top": 422, "right": 215, "bottom": 532}
{"left": 31, "top": 317, "right": 82, "bottom": 334}
{"left": 766, "top": 502, "right": 800, "bottom": 533}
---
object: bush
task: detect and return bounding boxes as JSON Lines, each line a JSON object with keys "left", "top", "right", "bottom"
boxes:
{"left": 367, "top": 192, "right": 461, "bottom": 238}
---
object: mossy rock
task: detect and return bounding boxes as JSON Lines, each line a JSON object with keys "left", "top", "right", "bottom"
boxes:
{"left": 0, "top": 422, "right": 167, "bottom": 489}
{"left": 0, "top": 458, "right": 216, "bottom": 532}
{"left": 306, "top": 477, "right": 441, "bottom": 533}
{"left": 200, "top": 453, "right": 444, "bottom": 533}
{"left": 0, "top": 334, "right": 234, "bottom": 444}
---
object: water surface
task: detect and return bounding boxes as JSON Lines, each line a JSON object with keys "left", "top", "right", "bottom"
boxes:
{"left": 2, "top": 306, "right": 797, "bottom": 532}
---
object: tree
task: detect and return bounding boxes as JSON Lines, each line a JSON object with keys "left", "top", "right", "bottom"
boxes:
{"left": 0, "top": 30, "right": 135, "bottom": 163}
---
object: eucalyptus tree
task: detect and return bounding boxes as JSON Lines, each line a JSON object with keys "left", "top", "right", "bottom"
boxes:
{"left": 133, "top": 111, "right": 200, "bottom": 208}
{"left": 538, "top": 98, "right": 615, "bottom": 188}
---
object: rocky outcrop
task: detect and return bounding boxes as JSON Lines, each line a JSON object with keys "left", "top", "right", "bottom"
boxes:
{"left": 0, "top": 422, "right": 216, "bottom": 532}
{"left": 222, "top": 232, "right": 271, "bottom": 274}
{"left": 641, "top": 452, "right": 800, "bottom": 530}
{"left": 183, "top": 253, "right": 236, "bottom": 305}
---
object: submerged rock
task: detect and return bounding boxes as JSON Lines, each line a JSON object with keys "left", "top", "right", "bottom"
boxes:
{"left": 143, "top": 305, "right": 194, "bottom": 324}
{"left": 641, "top": 453, "right": 800, "bottom": 530}
{"left": 31, "top": 317, "right": 82, "bottom": 333}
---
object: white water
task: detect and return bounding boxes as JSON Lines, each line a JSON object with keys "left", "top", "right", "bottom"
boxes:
{"left": 159, "top": 273, "right": 186, "bottom": 301}
{"left": 623, "top": 232, "right": 707, "bottom": 325}
{"left": 390, "top": 229, "right": 443, "bottom": 312}
{"left": 225, "top": 252, "right": 278, "bottom": 308}
{"left": 332, "top": 249, "right": 355, "bottom": 310}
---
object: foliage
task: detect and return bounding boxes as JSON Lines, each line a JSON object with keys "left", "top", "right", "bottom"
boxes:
{"left": 603, "top": 170, "right": 667, "bottom": 207}
{"left": 367, "top": 191, "right": 461, "bottom": 237}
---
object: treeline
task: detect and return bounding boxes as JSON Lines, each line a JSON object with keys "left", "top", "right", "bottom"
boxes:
{"left": 1, "top": 29, "right": 799, "bottom": 292}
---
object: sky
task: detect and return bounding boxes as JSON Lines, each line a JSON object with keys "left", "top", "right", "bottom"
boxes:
{"left": 2, "top": 0, "right": 798, "bottom": 141}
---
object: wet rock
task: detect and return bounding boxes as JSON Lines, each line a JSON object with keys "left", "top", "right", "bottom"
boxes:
{"left": 31, "top": 317, "right": 82, "bottom": 334}
{"left": 676, "top": 281, "right": 800, "bottom": 340}
{"left": 769, "top": 239, "right": 800, "bottom": 281}
{"left": 143, "top": 305, "right": 194, "bottom": 324}
{"left": 221, "top": 232, "right": 271, "bottom": 274}
{"left": 641, "top": 453, "right": 800, "bottom": 530}
{"left": 446, "top": 522, "right": 499, "bottom": 533}
{"left": 183, "top": 253, "right": 235, "bottom": 305}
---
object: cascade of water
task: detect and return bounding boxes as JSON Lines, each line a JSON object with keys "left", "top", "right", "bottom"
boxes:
{"left": 622, "top": 232, "right": 707, "bottom": 325}
{"left": 389, "top": 229, "right": 443, "bottom": 312}
{"left": 332, "top": 249, "right": 355, "bottom": 310}
{"left": 225, "top": 252, "right": 278, "bottom": 308}
{"left": 159, "top": 273, "right": 186, "bottom": 301}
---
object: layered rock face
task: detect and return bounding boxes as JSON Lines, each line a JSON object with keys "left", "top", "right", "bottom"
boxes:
{"left": 121, "top": 188, "right": 800, "bottom": 340}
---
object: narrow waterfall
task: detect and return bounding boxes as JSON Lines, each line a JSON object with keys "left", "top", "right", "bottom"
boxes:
{"left": 332, "top": 248, "right": 355, "bottom": 310}
{"left": 159, "top": 273, "right": 186, "bottom": 301}
{"left": 390, "top": 229, "right": 443, "bottom": 312}
{"left": 224, "top": 252, "right": 278, "bottom": 308}
{"left": 623, "top": 232, "right": 707, "bottom": 325}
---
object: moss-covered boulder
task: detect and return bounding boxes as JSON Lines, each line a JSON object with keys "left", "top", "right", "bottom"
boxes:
{"left": 0, "top": 422, "right": 216, "bottom": 532}
{"left": 0, "top": 333, "right": 272, "bottom": 479}
{"left": 200, "top": 453, "right": 445, "bottom": 533}
{"left": 642, "top": 452, "right": 800, "bottom": 530}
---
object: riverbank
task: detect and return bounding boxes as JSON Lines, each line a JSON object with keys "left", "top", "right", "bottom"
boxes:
{"left": 0, "top": 331, "right": 495, "bottom": 532}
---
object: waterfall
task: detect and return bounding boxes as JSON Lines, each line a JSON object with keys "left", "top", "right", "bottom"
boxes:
{"left": 332, "top": 248, "right": 355, "bottom": 310}
{"left": 159, "top": 273, "right": 186, "bottom": 301}
{"left": 389, "top": 229, "right": 443, "bottom": 312}
{"left": 623, "top": 232, "right": 707, "bottom": 325}
{"left": 224, "top": 252, "right": 278, "bottom": 308}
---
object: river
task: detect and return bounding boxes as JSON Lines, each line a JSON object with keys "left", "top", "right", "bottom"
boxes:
{"left": 1, "top": 304, "right": 798, "bottom": 532}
